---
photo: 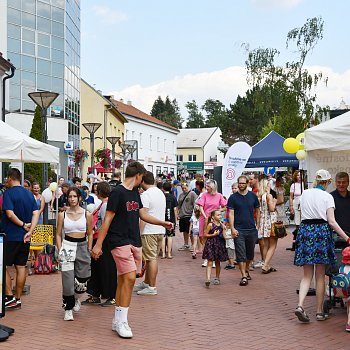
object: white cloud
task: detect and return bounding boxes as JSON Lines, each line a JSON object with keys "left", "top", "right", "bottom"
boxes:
{"left": 250, "top": 0, "right": 304, "bottom": 9}
{"left": 92, "top": 5, "right": 128, "bottom": 25}
{"left": 109, "top": 65, "right": 350, "bottom": 119}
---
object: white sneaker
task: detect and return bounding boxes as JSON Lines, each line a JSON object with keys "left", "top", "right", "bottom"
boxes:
{"left": 73, "top": 299, "right": 81, "bottom": 312}
{"left": 112, "top": 317, "right": 117, "bottom": 331}
{"left": 133, "top": 281, "right": 149, "bottom": 292}
{"left": 212, "top": 262, "right": 216, "bottom": 268}
{"left": 115, "top": 321, "right": 133, "bottom": 338}
{"left": 137, "top": 286, "right": 158, "bottom": 295}
{"left": 201, "top": 259, "right": 208, "bottom": 267}
{"left": 253, "top": 260, "right": 264, "bottom": 268}
{"left": 64, "top": 310, "right": 74, "bottom": 321}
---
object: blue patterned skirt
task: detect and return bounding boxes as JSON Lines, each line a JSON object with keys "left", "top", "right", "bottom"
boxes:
{"left": 294, "top": 220, "right": 336, "bottom": 266}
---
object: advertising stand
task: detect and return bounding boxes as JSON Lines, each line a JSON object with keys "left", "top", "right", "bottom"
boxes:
{"left": 0, "top": 233, "right": 14, "bottom": 341}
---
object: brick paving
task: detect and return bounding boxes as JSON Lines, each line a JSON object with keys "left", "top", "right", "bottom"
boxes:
{"left": 1, "top": 229, "right": 349, "bottom": 349}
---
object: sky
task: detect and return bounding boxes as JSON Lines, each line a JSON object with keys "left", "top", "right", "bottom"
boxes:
{"left": 81, "top": 0, "right": 350, "bottom": 119}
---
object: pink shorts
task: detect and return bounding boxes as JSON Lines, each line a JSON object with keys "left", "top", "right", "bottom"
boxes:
{"left": 111, "top": 245, "right": 142, "bottom": 276}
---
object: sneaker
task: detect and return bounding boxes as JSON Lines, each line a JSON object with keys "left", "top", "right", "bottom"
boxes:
{"left": 178, "top": 245, "right": 190, "bottom": 251}
{"left": 101, "top": 298, "right": 116, "bottom": 307}
{"left": 137, "top": 286, "right": 158, "bottom": 296}
{"left": 253, "top": 260, "right": 264, "bottom": 268}
{"left": 133, "top": 281, "right": 149, "bottom": 292}
{"left": 14, "top": 299, "right": 22, "bottom": 310}
{"left": 73, "top": 299, "right": 81, "bottom": 312}
{"left": 213, "top": 278, "right": 220, "bottom": 285}
{"left": 202, "top": 259, "right": 208, "bottom": 267}
{"left": 81, "top": 296, "right": 101, "bottom": 305}
{"left": 64, "top": 310, "right": 74, "bottom": 321}
{"left": 192, "top": 252, "right": 197, "bottom": 259}
{"left": 205, "top": 280, "right": 210, "bottom": 288}
{"left": 224, "top": 265, "right": 235, "bottom": 270}
{"left": 346, "top": 324, "right": 350, "bottom": 332}
{"left": 115, "top": 321, "right": 133, "bottom": 338}
{"left": 5, "top": 295, "right": 16, "bottom": 309}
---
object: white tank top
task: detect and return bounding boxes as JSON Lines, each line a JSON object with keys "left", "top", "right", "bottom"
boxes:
{"left": 64, "top": 210, "right": 86, "bottom": 234}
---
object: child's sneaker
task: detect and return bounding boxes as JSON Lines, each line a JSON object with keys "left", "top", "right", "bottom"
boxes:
{"left": 73, "top": 299, "right": 81, "bottom": 312}
{"left": 346, "top": 324, "right": 350, "bottom": 332}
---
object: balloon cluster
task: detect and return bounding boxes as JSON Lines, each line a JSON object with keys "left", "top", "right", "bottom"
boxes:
{"left": 283, "top": 133, "right": 306, "bottom": 160}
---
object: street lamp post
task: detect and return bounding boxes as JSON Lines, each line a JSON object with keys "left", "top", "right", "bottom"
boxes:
{"left": 106, "top": 136, "right": 120, "bottom": 175}
{"left": 82, "top": 123, "right": 102, "bottom": 173}
{"left": 28, "top": 91, "right": 59, "bottom": 224}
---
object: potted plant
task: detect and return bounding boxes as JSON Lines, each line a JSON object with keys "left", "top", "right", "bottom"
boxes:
{"left": 94, "top": 148, "right": 111, "bottom": 170}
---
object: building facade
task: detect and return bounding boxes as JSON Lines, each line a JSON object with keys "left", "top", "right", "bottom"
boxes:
{"left": 0, "top": 0, "right": 81, "bottom": 178}
{"left": 177, "top": 127, "right": 224, "bottom": 177}
{"left": 109, "top": 98, "right": 178, "bottom": 177}
{"left": 80, "top": 80, "right": 127, "bottom": 179}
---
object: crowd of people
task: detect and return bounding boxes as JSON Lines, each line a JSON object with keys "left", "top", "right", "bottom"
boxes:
{"left": 1, "top": 165, "right": 350, "bottom": 338}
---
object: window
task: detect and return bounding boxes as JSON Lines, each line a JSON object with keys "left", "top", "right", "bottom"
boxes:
{"left": 37, "top": 17, "right": 51, "bottom": 33}
{"left": 38, "top": 32, "right": 50, "bottom": 46}
{"left": 22, "top": 41, "right": 35, "bottom": 55}
{"left": 188, "top": 155, "right": 197, "bottom": 162}
{"left": 157, "top": 137, "right": 160, "bottom": 151}
{"left": 22, "top": 55, "right": 35, "bottom": 71}
{"left": 164, "top": 139, "right": 166, "bottom": 152}
{"left": 149, "top": 135, "right": 152, "bottom": 150}
{"left": 139, "top": 133, "right": 142, "bottom": 148}
{"left": 156, "top": 166, "right": 161, "bottom": 176}
{"left": 148, "top": 165, "right": 154, "bottom": 174}
{"left": 8, "top": 8, "right": 21, "bottom": 25}
{"left": 22, "top": 12, "right": 35, "bottom": 29}
{"left": 22, "top": 28, "right": 35, "bottom": 42}
{"left": 8, "top": 24, "right": 21, "bottom": 39}
{"left": 176, "top": 155, "right": 183, "bottom": 162}
{"left": 8, "top": 38, "right": 21, "bottom": 53}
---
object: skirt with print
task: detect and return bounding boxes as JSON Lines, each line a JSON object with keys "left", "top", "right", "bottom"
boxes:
{"left": 202, "top": 235, "right": 229, "bottom": 262}
{"left": 294, "top": 221, "right": 336, "bottom": 266}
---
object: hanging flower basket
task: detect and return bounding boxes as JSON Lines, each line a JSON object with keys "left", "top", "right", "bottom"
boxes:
{"left": 114, "top": 159, "right": 122, "bottom": 169}
{"left": 95, "top": 148, "right": 111, "bottom": 170}
{"left": 73, "top": 149, "right": 88, "bottom": 164}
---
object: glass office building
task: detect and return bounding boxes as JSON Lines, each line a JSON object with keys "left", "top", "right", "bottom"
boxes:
{"left": 5, "top": 0, "right": 81, "bottom": 147}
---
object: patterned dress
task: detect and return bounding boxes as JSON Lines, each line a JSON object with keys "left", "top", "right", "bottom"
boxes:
{"left": 258, "top": 193, "right": 277, "bottom": 238}
{"left": 202, "top": 223, "right": 229, "bottom": 262}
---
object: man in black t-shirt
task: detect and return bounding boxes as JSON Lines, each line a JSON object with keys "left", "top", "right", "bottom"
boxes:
{"left": 91, "top": 162, "right": 173, "bottom": 339}
{"left": 109, "top": 171, "right": 122, "bottom": 189}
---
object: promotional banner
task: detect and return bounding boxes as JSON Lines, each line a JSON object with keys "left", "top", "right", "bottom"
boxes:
{"left": 222, "top": 142, "right": 252, "bottom": 198}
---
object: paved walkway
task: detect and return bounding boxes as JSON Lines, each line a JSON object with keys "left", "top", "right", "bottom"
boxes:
{"left": 1, "top": 230, "right": 349, "bottom": 349}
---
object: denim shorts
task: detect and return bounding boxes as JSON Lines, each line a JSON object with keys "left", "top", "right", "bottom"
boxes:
{"left": 191, "top": 228, "right": 199, "bottom": 236}
{"left": 234, "top": 228, "right": 258, "bottom": 263}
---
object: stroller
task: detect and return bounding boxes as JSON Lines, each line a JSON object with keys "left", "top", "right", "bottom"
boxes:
{"left": 323, "top": 234, "right": 348, "bottom": 315}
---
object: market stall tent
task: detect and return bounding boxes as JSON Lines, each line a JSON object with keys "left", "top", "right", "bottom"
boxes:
{"left": 0, "top": 119, "right": 59, "bottom": 164}
{"left": 246, "top": 130, "right": 299, "bottom": 168}
{"left": 305, "top": 111, "right": 350, "bottom": 189}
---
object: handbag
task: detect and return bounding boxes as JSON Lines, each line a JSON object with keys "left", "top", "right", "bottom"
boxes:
{"left": 271, "top": 221, "right": 287, "bottom": 238}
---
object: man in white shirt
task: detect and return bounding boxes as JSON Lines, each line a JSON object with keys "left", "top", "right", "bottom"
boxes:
{"left": 134, "top": 171, "right": 166, "bottom": 296}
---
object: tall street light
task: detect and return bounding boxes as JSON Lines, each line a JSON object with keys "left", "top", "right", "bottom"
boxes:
{"left": 28, "top": 91, "right": 59, "bottom": 224}
{"left": 82, "top": 123, "right": 102, "bottom": 172}
{"left": 106, "top": 136, "right": 120, "bottom": 175}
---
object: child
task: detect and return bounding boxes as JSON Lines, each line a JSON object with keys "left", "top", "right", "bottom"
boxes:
{"left": 202, "top": 209, "right": 229, "bottom": 287}
{"left": 162, "top": 182, "right": 178, "bottom": 259}
{"left": 224, "top": 219, "right": 236, "bottom": 270}
{"left": 189, "top": 208, "right": 201, "bottom": 259}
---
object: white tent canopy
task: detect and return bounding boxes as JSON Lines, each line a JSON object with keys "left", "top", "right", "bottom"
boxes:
{"left": 0, "top": 120, "right": 59, "bottom": 163}
{"left": 305, "top": 111, "right": 350, "bottom": 190}
{"left": 305, "top": 111, "right": 350, "bottom": 151}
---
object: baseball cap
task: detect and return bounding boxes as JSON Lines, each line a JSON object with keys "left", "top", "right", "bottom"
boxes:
{"left": 342, "top": 246, "right": 350, "bottom": 265}
{"left": 173, "top": 180, "right": 180, "bottom": 185}
{"left": 315, "top": 169, "right": 332, "bottom": 181}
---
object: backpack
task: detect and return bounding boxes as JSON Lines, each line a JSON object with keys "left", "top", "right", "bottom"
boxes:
{"left": 33, "top": 244, "right": 58, "bottom": 274}
{"left": 332, "top": 265, "right": 350, "bottom": 298}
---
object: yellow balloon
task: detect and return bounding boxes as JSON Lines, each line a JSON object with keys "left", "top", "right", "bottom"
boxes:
{"left": 296, "top": 132, "right": 305, "bottom": 150}
{"left": 296, "top": 132, "right": 305, "bottom": 142}
{"left": 49, "top": 182, "right": 58, "bottom": 191}
{"left": 296, "top": 150, "right": 307, "bottom": 160}
{"left": 283, "top": 138, "right": 299, "bottom": 154}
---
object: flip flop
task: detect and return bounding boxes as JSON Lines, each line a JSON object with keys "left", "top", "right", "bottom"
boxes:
{"left": 269, "top": 267, "right": 277, "bottom": 272}
{"left": 262, "top": 268, "right": 271, "bottom": 274}
{"left": 245, "top": 271, "right": 252, "bottom": 280}
{"left": 239, "top": 277, "right": 248, "bottom": 286}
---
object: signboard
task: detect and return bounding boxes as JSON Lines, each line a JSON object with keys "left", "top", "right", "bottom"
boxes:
{"left": 0, "top": 233, "right": 4, "bottom": 317}
{"left": 64, "top": 142, "right": 73, "bottom": 153}
{"left": 222, "top": 142, "right": 252, "bottom": 199}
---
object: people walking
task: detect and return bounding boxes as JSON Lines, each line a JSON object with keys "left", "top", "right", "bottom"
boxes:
{"left": 228, "top": 175, "right": 260, "bottom": 286}
{"left": 3, "top": 168, "right": 39, "bottom": 310}
{"left": 294, "top": 169, "right": 350, "bottom": 323}
{"left": 56, "top": 187, "right": 93, "bottom": 321}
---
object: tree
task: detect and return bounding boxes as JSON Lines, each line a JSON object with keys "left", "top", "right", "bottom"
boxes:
{"left": 243, "top": 17, "right": 327, "bottom": 138}
{"left": 202, "top": 99, "right": 228, "bottom": 128}
{"left": 185, "top": 100, "right": 205, "bottom": 128}
{"left": 150, "top": 96, "right": 183, "bottom": 129}
{"left": 24, "top": 106, "right": 43, "bottom": 184}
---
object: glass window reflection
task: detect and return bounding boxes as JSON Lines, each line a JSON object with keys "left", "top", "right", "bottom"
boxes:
{"left": 22, "top": 28, "right": 35, "bottom": 42}
{"left": 52, "top": 21, "right": 64, "bottom": 36}
{"left": 8, "top": 38, "right": 21, "bottom": 53}
{"left": 22, "top": 0, "right": 35, "bottom": 14}
{"left": 9, "top": 98, "right": 21, "bottom": 112}
{"left": 37, "top": 59, "right": 51, "bottom": 75}
{"left": 22, "top": 12, "right": 35, "bottom": 29}
{"left": 52, "top": 62, "right": 64, "bottom": 77}
{"left": 52, "top": 36, "right": 64, "bottom": 50}
{"left": 22, "top": 55, "right": 35, "bottom": 71}
{"left": 8, "top": 24, "right": 21, "bottom": 39}
{"left": 37, "top": 74, "right": 51, "bottom": 90}
{"left": 37, "top": 1, "right": 51, "bottom": 19}
{"left": 52, "top": 6, "right": 64, "bottom": 22}
{"left": 8, "top": 0, "right": 21, "bottom": 8}
{"left": 22, "top": 42, "right": 35, "bottom": 55}
{"left": 38, "top": 32, "right": 50, "bottom": 46}
{"left": 37, "top": 17, "right": 51, "bottom": 33}
{"left": 38, "top": 45, "right": 50, "bottom": 59}
{"left": 22, "top": 71, "right": 36, "bottom": 87}
{"left": 52, "top": 49, "right": 64, "bottom": 63}
{"left": 22, "top": 100, "right": 35, "bottom": 112}
{"left": 10, "top": 83, "right": 21, "bottom": 99}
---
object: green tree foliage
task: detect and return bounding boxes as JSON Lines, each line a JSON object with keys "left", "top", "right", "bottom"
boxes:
{"left": 243, "top": 17, "right": 327, "bottom": 138}
{"left": 24, "top": 106, "right": 42, "bottom": 184}
{"left": 185, "top": 100, "right": 205, "bottom": 128}
{"left": 202, "top": 99, "right": 228, "bottom": 128}
{"left": 150, "top": 96, "right": 183, "bottom": 129}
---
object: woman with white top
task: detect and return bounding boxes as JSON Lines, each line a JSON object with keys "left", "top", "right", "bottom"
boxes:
{"left": 56, "top": 187, "right": 93, "bottom": 321}
{"left": 294, "top": 169, "right": 350, "bottom": 323}
{"left": 289, "top": 170, "right": 303, "bottom": 250}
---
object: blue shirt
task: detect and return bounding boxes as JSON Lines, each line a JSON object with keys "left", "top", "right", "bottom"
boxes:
{"left": 227, "top": 191, "right": 260, "bottom": 230}
{"left": 2, "top": 186, "right": 38, "bottom": 241}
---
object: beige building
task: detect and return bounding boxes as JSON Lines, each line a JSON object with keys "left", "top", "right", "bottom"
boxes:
{"left": 80, "top": 79, "right": 127, "bottom": 178}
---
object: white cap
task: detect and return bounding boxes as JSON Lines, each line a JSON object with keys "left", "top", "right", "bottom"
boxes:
{"left": 315, "top": 169, "right": 332, "bottom": 181}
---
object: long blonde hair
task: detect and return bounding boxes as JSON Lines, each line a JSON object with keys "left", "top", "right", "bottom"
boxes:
{"left": 258, "top": 179, "right": 269, "bottom": 198}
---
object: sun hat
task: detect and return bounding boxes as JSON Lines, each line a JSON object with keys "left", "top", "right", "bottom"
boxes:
{"left": 315, "top": 169, "right": 332, "bottom": 181}
{"left": 342, "top": 246, "right": 350, "bottom": 265}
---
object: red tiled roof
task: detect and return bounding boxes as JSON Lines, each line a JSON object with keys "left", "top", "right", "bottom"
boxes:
{"left": 110, "top": 99, "right": 178, "bottom": 131}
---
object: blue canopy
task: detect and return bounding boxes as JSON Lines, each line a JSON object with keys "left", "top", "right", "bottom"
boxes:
{"left": 246, "top": 130, "right": 299, "bottom": 168}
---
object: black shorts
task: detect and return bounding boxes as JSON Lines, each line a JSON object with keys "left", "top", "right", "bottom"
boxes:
{"left": 179, "top": 217, "right": 191, "bottom": 233}
{"left": 5, "top": 241, "right": 30, "bottom": 266}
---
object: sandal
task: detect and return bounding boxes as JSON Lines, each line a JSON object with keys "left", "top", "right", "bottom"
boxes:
{"left": 262, "top": 268, "right": 271, "bottom": 274}
{"left": 239, "top": 277, "right": 248, "bottom": 286}
{"left": 205, "top": 280, "right": 211, "bottom": 288}
{"left": 269, "top": 267, "right": 277, "bottom": 272}
{"left": 316, "top": 312, "right": 328, "bottom": 321}
{"left": 245, "top": 271, "right": 252, "bottom": 280}
{"left": 295, "top": 306, "right": 310, "bottom": 323}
